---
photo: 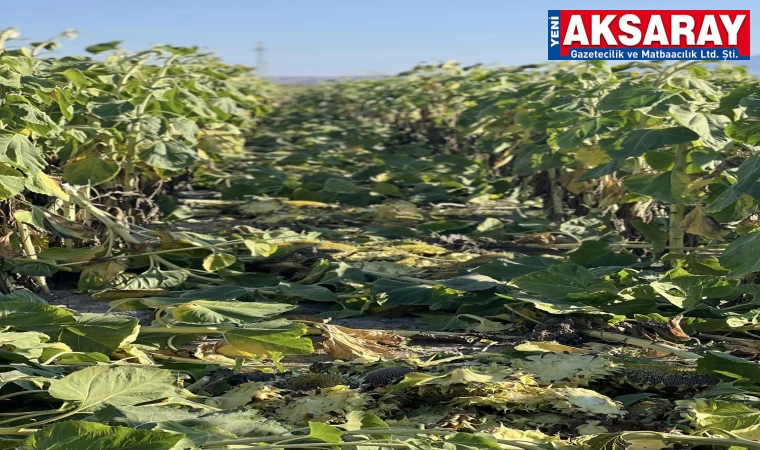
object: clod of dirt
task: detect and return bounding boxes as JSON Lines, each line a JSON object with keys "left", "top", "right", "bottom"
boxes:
{"left": 525, "top": 318, "right": 583, "bottom": 346}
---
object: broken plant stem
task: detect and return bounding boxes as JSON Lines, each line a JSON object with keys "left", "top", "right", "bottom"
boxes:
{"left": 513, "top": 242, "right": 722, "bottom": 251}
{"left": 581, "top": 330, "right": 701, "bottom": 360}
{"left": 62, "top": 185, "right": 145, "bottom": 245}
{"left": 149, "top": 353, "right": 310, "bottom": 369}
{"left": 622, "top": 431, "right": 760, "bottom": 450}
{"left": 62, "top": 199, "right": 76, "bottom": 248}
{"left": 152, "top": 255, "right": 219, "bottom": 283}
{"left": 547, "top": 167, "right": 564, "bottom": 218}
{"left": 359, "top": 269, "right": 436, "bottom": 285}
{"left": 15, "top": 220, "right": 49, "bottom": 295}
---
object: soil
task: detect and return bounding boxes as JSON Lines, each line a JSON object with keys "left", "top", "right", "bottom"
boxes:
{"left": 47, "top": 289, "right": 154, "bottom": 324}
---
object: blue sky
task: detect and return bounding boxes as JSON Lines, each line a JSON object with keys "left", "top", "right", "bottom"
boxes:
{"left": 9, "top": 1, "right": 760, "bottom": 76}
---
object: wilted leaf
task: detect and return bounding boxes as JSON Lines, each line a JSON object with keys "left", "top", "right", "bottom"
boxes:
{"left": 216, "top": 320, "right": 313, "bottom": 357}
{"left": 316, "top": 323, "right": 404, "bottom": 362}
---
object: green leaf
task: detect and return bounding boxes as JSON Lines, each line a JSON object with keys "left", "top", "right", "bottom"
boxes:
{"left": 0, "top": 301, "right": 76, "bottom": 331}
{"left": 577, "top": 433, "right": 631, "bottom": 450}
{"left": 139, "top": 140, "right": 198, "bottom": 171}
{"left": 510, "top": 263, "right": 617, "bottom": 300}
{"left": 11, "top": 104, "right": 61, "bottom": 135}
{"left": 180, "top": 285, "right": 253, "bottom": 301}
{"left": 277, "top": 282, "right": 337, "bottom": 302}
{"left": 471, "top": 255, "right": 559, "bottom": 281}
{"left": 88, "top": 100, "right": 135, "bottom": 118}
{"left": 94, "top": 404, "right": 201, "bottom": 426}
{"left": 738, "top": 94, "right": 760, "bottom": 117}
{"left": 698, "top": 351, "right": 760, "bottom": 381}
{"left": 170, "top": 117, "right": 200, "bottom": 143}
{"left": 62, "top": 68, "right": 93, "bottom": 88}
{"left": 0, "top": 163, "right": 25, "bottom": 199}
{"left": 439, "top": 274, "right": 499, "bottom": 291}
{"left": 373, "top": 279, "right": 436, "bottom": 307}
{"left": 513, "top": 144, "right": 572, "bottom": 176}
{"left": 122, "top": 268, "right": 188, "bottom": 290}
{"left": 0, "top": 131, "right": 45, "bottom": 174}
{"left": 624, "top": 171, "right": 692, "bottom": 204}
{"left": 21, "top": 421, "right": 183, "bottom": 450}
{"left": 323, "top": 178, "right": 362, "bottom": 194}
{"left": 171, "top": 300, "right": 295, "bottom": 324}
{"left": 308, "top": 422, "right": 343, "bottom": 443}
{"left": 679, "top": 398, "right": 760, "bottom": 430}
{"left": 720, "top": 232, "right": 760, "bottom": 278}
{"left": 577, "top": 158, "right": 625, "bottom": 181}
{"left": 63, "top": 158, "right": 120, "bottom": 186}
{"left": 218, "top": 320, "right": 314, "bottom": 357}
{"left": 58, "top": 314, "right": 139, "bottom": 354}
{"left": 447, "top": 432, "right": 502, "bottom": 450}
{"left": 85, "top": 41, "right": 122, "bottom": 54}
{"left": 219, "top": 271, "right": 281, "bottom": 288}
{"left": 631, "top": 220, "right": 668, "bottom": 253}
{"left": 599, "top": 85, "right": 667, "bottom": 111}
{"left": 726, "top": 119, "right": 760, "bottom": 146}
{"left": 708, "top": 158, "right": 760, "bottom": 214}
{"left": 669, "top": 105, "right": 731, "bottom": 150}
{"left": 567, "top": 240, "right": 637, "bottom": 268}
{"left": 210, "top": 97, "right": 248, "bottom": 118}
{"left": 343, "top": 411, "right": 389, "bottom": 436}
{"left": 601, "top": 127, "right": 698, "bottom": 158}
{"left": 554, "top": 117, "right": 625, "bottom": 150}
{"left": 0, "top": 68, "right": 21, "bottom": 88}
{"left": 48, "top": 366, "right": 180, "bottom": 411}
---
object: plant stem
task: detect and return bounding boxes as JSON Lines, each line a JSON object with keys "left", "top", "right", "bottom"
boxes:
{"left": 623, "top": 431, "right": 760, "bottom": 450}
{"left": 581, "top": 330, "right": 701, "bottom": 360}
{"left": 152, "top": 255, "right": 219, "bottom": 282}
{"left": 207, "top": 429, "right": 547, "bottom": 450}
{"left": 62, "top": 199, "right": 76, "bottom": 248}
{"left": 62, "top": 185, "right": 144, "bottom": 245}
{"left": 15, "top": 220, "right": 50, "bottom": 295}
{"left": 0, "top": 409, "right": 59, "bottom": 426}
{"left": 668, "top": 143, "right": 689, "bottom": 259}
{"left": 547, "top": 168, "right": 563, "bottom": 218}
{"left": 0, "top": 390, "right": 47, "bottom": 402}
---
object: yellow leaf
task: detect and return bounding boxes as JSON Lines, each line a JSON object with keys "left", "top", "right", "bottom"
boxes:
{"left": 574, "top": 145, "right": 610, "bottom": 168}
{"left": 514, "top": 341, "right": 590, "bottom": 353}
{"left": 202, "top": 253, "right": 236, "bottom": 272}
{"left": 285, "top": 200, "right": 332, "bottom": 208}
{"left": 27, "top": 173, "right": 70, "bottom": 201}
{"left": 244, "top": 240, "right": 278, "bottom": 258}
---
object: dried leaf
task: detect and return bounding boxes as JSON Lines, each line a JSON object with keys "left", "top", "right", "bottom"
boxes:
{"left": 679, "top": 205, "right": 723, "bottom": 240}
{"left": 316, "top": 324, "right": 405, "bottom": 362}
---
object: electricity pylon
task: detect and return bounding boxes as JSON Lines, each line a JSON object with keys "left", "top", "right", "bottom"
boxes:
{"left": 255, "top": 42, "right": 269, "bottom": 79}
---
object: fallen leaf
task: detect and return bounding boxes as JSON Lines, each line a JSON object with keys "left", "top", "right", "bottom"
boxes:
{"left": 316, "top": 324, "right": 405, "bottom": 362}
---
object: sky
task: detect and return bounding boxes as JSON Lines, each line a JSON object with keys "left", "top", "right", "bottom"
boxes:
{"left": 7, "top": 1, "right": 760, "bottom": 76}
